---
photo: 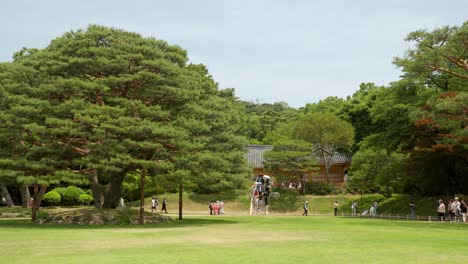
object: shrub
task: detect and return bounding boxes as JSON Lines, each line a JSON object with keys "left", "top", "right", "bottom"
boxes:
{"left": 36, "top": 211, "right": 49, "bottom": 220}
{"left": 78, "top": 194, "right": 93, "bottom": 206}
{"left": 62, "top": 186, "right": 85, "bottom": 205}
{"left": 51, "top": 187, "right": 66, "bottom": 197}
{"left": 43, "top": 191, "right": 61, "bottom": 206}
{"left": 304, "top": 181, "right": 335, "bottom": 195}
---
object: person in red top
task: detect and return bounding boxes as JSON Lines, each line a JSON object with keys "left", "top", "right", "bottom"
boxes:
{"left": 212, "top": 202, "right": 219, "bottom": 215}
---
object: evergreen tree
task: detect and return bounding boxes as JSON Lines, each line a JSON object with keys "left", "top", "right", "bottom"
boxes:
{"left": 0, "top": 25, "right": 249, "bottom": 214}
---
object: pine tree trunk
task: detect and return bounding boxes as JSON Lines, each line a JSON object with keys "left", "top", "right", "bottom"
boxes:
{"left": 178, "top": 182, "right": 183, "bottom": 220}
{"left": 19, "top": 185, "right": 30, "bottom": 208}
{"left": 36, "top": 185, "right": 47, "bottom": 207}
{"left": 31, "top": 184, "right": 38, "bottom": 223}
{"left": 102, "top": 170, "right": 127, "bottom": 209}
{"left": 89, "top": 174, "right": 104, "bottom": 209}
{"left": 301, "top": 175, "right": 307, "bottom": 194}
{"left": 0, "top": 186, "right": 14, "bottom": 207}
{"left": 139, "top": 168, "right": 146, "bottom": 225}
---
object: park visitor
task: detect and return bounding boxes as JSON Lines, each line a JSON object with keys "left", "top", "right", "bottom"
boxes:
{"left": 155, "top": 197, "right": 159, "bottom": 213}
{"left": 333, "top": 201, "right": 339, "bottom": 216}
{"left": 448, "top": 199, "right": 456, "bottom": 222}
{"left": 409, "top": 201, "right": 416, "bottom": 219}
{"left": 161, "top": 198, "right": 168, "bottom": 213}
{"left": 303, "top": 201, "right": 309, "bottom": 216}
{"left": 454, "top": 197, "right": 461, "bottom": 222}
{"left": 460, "top": 199, "right": 467, "bottom": 223}
{"left": 119, "top": 197, "right": 125, "bottom": 208}
{"left": 351, "top": 201, "right": 358, "bottom": 216}
{"left": 151, "top": 196, "right": 157, "bottom": 213}
{"left": 212, "top": 201, "right": 219, "bottom": 215}
{"left": 437, "top": 199, "right": 445, "bottom": 221}
{"left": 219, "top": 201, "right": 225, "bottom": 215}
{"left": 209, "top": 201, "right": 213, "bottom": 215}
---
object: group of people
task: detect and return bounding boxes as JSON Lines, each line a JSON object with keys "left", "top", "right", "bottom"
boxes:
{"left": 437, "top": 197, "right": 467, "bottom": 222}
{"left": 252, "top": 174, "right": 272, "bottom": 212}
{"left": 151, "top": 196, "right": 167, "bottom": 214}
{"left": 208, "top": 200, "right": 225, "bottom": 215}
{"left": 279, "top": 181, "right": 301, "bottom": 189}
{"left": 354, "top": 201, "right": 378, "bottom": 216}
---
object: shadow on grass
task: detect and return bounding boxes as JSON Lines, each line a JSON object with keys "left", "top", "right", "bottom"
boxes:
{"left": 338, "top": 215, "right": 468, "bottom": 231}
{"left": 0, "top": 215, "right": 239, "bottom": 230}
{"left": 188, "top": 190, "right": 242, "bottom": 204}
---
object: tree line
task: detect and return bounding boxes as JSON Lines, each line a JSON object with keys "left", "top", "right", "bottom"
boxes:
{"left": 242, "top": 21, "right": 467, "bottom": 197}
{"left": 0, "top": 25, "right": 249, "bottom": 220}
{"left": 0, "top": 22, "right": 466, "bottom": 218}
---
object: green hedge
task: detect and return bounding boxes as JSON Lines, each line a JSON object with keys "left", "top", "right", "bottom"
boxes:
{"left": 43, "top": 191, "right": 61, "bottom": 206}
{"left": 78, "top": 194, "right": 93, "bottom": 206}
{"left": 62, "top": 186, "right": 85, "bottom": 205}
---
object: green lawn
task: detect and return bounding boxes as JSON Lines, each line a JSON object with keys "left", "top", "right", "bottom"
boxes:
{"left": 1, "top": 215, "right": 467, "bottom": 263}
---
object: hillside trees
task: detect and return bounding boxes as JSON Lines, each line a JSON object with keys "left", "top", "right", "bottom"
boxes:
{"left": 295, "top": 112, "right": 355, "bottom": 184}
{"left": 396, "top": 22, "right": 467, "bottom": 194}
{"left": 0, "top": 25, "right": 249, "bottom": 213}
{"left": 405, "top": 92, "right": 467, "bottom": 194}
{"left": 394, "top": 21, "right": 468, "bottom": 90}
{"left": 349, "top": 22, "right": 467, "bottom": 195}
{"left": 266, "top": 112, "right": 354, "bottom": 185}
{"left": 240, "top": 101, "right": 299, "bottom": 144}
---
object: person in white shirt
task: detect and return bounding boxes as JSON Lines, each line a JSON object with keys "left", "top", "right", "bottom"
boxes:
{"left": 151, "top": 196, "right": 158, "bottom": 213}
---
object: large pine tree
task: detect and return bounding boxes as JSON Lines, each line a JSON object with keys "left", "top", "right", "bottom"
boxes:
{"left": 0, "top": 25, "right": 249, "bottom": 213}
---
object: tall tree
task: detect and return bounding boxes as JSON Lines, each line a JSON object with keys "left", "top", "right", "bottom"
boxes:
{"left": 264, "top": 138, "right": 316, "bottom": 194}
{"left": 394, "top": 21, "right": 468, "bottom": 91}
{"left": 240, "top": 101, "right": 299, "bottom": 144}
{"left": 0, "top": 25, "right": 249, "bottom": 213}
{"left": 295, "top": 112, "right": 355, "bottom": 183}
{"left": 405, "top": 92, "right": 468, "bottom": 194}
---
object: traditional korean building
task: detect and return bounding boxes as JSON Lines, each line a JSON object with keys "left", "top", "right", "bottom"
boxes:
{"left": 245, "top": 145, "right": 351, "bottom": 186}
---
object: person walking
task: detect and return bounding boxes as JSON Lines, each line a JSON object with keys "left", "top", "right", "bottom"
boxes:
{"left": 219, "top": 201, "right": 225, "bottom": 215}
{"left": 437, "top": 199, "right": 445, "bottom": 222}
{"left": 303, "top": 201, "right": 309, "bottom": 216}
{"left": 448, "top": 199, "right": 455, "bottom": 222}
{"left": 333, "top": 201, "right": 339, "bottom": 216}
{"left": 209, "top": 201, "right": 213, "bottom": 215}
{"left": 454, "top": 197, "right": 461, "bottom": 222}
{"left": 151, "top": 196, "right": 157, "bottom": 213}
{"left": 155, "top": 197, "right": 159, "bottom": 213}
{"left": 409, "top": 200, "right": 416, "bottom": 219}
{"left": 351, "top": 201, "right": 358, "bottom": 216}
{"left": 212, "top": 201, "right": 219, "bottom": 215}
{"left": 119, "top": 197, "right": 126, "bottom": 208}
{"left": 460, "top": 199, "right": 467, "bottom": 223}
{"left": 161, "top": 198, "right": 168, "bottom": 214}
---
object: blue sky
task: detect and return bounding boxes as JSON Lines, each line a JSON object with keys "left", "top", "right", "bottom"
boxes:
{"left": 2, "top": 0, "right": 466, "bottom": 107}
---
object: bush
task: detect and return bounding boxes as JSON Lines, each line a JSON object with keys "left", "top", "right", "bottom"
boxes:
{"left": 62, "top": 186, "right": 85, "bottom": 205}
{"left": 36, "top": 211, "right": 49, "bottom": 220}
{"left": 51, "top": 187, "right": 66, "bottom": 197}
{"left": 304, "top": 181, "right": 336, "bottom": 195}
{"left": 43, "top": 191, "right": 61, "bottom": 206}
{"left": 78, "top": 194, "right": 93, "bottom": 206}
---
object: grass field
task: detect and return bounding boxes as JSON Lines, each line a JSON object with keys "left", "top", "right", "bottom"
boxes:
{"left": 1, "top": 215, "right": 467, "bottom": 264}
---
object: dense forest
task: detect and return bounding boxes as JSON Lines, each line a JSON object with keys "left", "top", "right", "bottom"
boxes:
{"left": 240, "top": 22, "right": 467, "bottom": 196}
{"left": 0, "top": 22, "right": 466, "bottom": 210}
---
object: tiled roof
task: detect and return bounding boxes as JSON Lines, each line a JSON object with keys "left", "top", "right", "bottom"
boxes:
{"left": 316, "top": 152, "right": 352, "bottom": 165}
{"left": 245, "top": 145, "right": 351, "bottom": 168}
